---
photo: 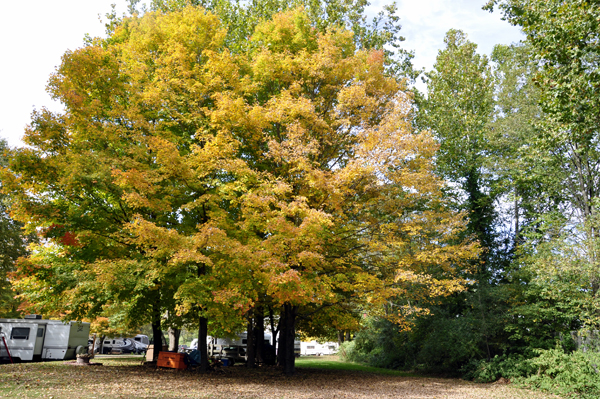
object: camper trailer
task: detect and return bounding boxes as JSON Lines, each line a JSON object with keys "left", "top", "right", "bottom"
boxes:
{"left": 300, "top": 341, "right": 339, "bottom": 356}
{"left": 0, "top": 315, "right": 90, "bottom": 362}
{"left": 94, "top": 334, "right": 149, "bottom": 354}
{"left": 96, "top": 334, "right": 148, "bottom": 354}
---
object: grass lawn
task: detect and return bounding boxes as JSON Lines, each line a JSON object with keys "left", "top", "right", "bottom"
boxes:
{"left": 0, "top": 355, "right": 559, "bottom": 399}
{"left": 295, "top": 355, "right": 418, "bottom": 376}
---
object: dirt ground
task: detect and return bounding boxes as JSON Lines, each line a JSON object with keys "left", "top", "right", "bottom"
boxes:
{"left": 120, "top": 367, "right": 557, "bottom": 399}
{"left": 0, "top": 357, "right": 559, "bottom": 399}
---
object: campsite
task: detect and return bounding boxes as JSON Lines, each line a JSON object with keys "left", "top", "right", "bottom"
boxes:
{"left": 0, "top": 355, "right": 557, "bottom": 399}
{"left": 2, "top": 0, "right": 600, "bottom": 398}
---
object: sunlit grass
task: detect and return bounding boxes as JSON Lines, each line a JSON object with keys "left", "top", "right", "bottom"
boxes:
{"left": 295, "top": 355, "right": 418, "bottom": 377}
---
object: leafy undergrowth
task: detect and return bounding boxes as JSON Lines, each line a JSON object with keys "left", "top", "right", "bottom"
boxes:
{"left": 0, "top": 355, "right": 559, "bottom": 399}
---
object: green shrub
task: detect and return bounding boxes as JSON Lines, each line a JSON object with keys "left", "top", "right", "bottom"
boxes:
{"left": 461, "top": 353, "right": 534, "bottom": 382}
{"left": 338, "top": 317, "right": 416, "bottom": 370}
{"left": 522, "top": 348, "right": 600, "bottom": 398}
{"left": 414, "top": 315, "right": 483, "bottom": 374}
{"left": 462, "top": 345, "right": 600, "bottom": 398}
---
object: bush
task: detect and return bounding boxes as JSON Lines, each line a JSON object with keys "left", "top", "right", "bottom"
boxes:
{"left": 461, "top": 353, "right": 534, "bottom": 382}
{"left": 413, "top": 315, "right": 483, "bottom": 374}
{"left": 341, "top": 314, "right": 492, "bottom": 374}
{"left": 522, "top": 348, "right": 600, "bottom": 398}
{"left": 462, "top": 345, "right": 600, "bottom": 398}
{"left": 338, "top": 317, "right": 416, "bottom": 370}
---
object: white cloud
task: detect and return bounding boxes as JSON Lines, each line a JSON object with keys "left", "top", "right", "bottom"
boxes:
{"left": 390, "top": 0, "right": 524, "bottom": 72}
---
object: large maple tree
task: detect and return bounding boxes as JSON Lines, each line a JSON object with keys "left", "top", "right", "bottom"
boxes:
{"left": 2, "top": 5, "right": 477, "bottom": 374}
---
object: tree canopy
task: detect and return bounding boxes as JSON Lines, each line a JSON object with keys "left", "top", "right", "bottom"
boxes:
{"left": 12, "top": 1, "right": 600, "bottom": 389}
{"left": 1, "top": 4, "right": 476, "bottom": 373}
{"left": 0, "top": 139, "right": 34, "bottom": 318}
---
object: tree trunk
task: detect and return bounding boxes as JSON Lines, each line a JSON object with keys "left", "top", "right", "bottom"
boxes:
{"left": 246, "top": 314, "right": 256, "bottom": 368}
{"left": 168, "top": 327, "right": 181, "bottom": 352}
{"left": 345, "top": 331, "right": 351, "bottom": 342}
{"left": 277, "top": 307, "right": 287, "bottom": 368}
{"left": 254, "top": 306, "right": 265, "bottom": 364}
{"left": 151, "top": 298, "right": 162, "bottom": 361}
{"left": 198, "top": 316, "right": 209, "bottom": 372}
{"left": 196, "top": 261, "right": 209, "bottom": 371}
{"left": 98, "top": 335, "right": 106, "bottom": 354}
{"left": 283, "top": 303, "right": 298, "bottom": 375}
{"left": 337, "top": 330, "right": 344, "bottom": 346}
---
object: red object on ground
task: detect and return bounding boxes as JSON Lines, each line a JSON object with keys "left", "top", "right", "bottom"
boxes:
{"left": 1, "top": 335, "right": 13, "bottom": 364}
{"left": 157, "top": 351, "right": 187, "bottom": 370}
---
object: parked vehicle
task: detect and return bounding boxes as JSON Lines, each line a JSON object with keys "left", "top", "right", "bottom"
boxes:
{"left": 133, "top": 334, "right": 149, "bottom": 346}
{"left": 189, "top": 333, "right": 264, "bottom": 365}
{"left": 95, "top": 334, "right": 149, "bottom": 354}
{"left": 0, "top": 315, "right": 90, "bottom": 362}
{"left": 189, "top": 332, "right": 299, "bottom": 364}
{"left": 300, "top": 341, "right": 338, "bottom": 356}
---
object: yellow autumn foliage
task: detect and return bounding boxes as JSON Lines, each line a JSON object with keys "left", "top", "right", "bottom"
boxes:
{"left": 3, "top": 6, "right": 478, "bottom": 336}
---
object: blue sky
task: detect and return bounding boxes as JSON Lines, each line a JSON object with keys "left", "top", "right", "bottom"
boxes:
{"left": 0, "top": 0, "right": 523, "bottom": 148}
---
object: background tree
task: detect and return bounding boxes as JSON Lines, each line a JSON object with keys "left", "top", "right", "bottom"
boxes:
{"left": 488, "top": 42, "right": 545, "bottom": 249}
{"left": 486, "top": 0, "right": 600, "bottom": 328}
{"left": 0, "top": 138, "right": 35, "bottom": 318}
{"left": 419, "top": 29, "right": 498, "bottom": 273}
{"left": 416, "top": 29, "right": 509, "bottom": 365}
{"left": 485, "top": 43, "right": 581, "bottom": 350}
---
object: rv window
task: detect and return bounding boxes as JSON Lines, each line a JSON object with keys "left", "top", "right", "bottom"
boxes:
{"left": 11, "top": 327, "right": 30, "bottom": 340}
{"left": 135, "top": 337, "right": 140, "bottom": 342}
{"left": 328, "top": 346, "right": 335, "bottom": 350}
{"left": 105, "top": 341, "right": 111, "bottom": 345}
{"left": 307, "top": 346, "right": 315, "bottom": 349}
{"left": 242, "top": 339, "right": 247, "bottom": 344}
{"left": 37, "top": 328, "right": 44, "bottom": 338}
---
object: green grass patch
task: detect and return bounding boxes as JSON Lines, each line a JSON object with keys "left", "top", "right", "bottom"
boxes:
{"left": 295, "top": 355, "right": 418, "bottom": 377}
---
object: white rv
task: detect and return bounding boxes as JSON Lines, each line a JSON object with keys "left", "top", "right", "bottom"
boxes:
{"left": 300, "top": 340, "right": 339, "bottom": 356}
{"left": 95, "top": 334, "right": 149, "bottom": 354}
{"left": 0, "top": 316, "right": 90, "bottom": 362}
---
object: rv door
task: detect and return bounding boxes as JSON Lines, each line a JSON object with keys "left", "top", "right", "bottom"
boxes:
{"left": 33, "top": 325, "right": 46, "bottom": 358}
{"left": 1, "top": 323, "right": 38, "bottom": 361}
